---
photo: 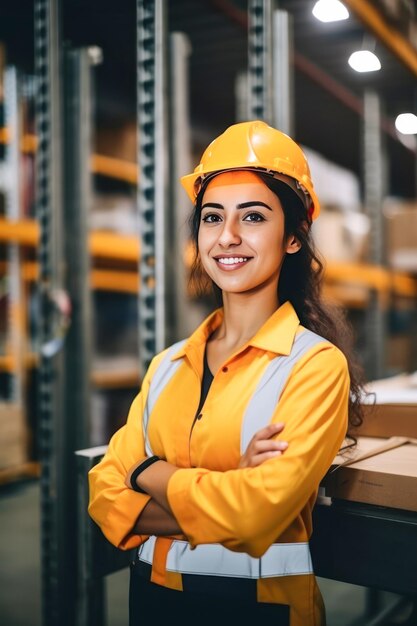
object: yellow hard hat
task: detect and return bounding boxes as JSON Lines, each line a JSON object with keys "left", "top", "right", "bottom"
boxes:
{"left": 181, "top": 120, "right": 320, "bottom": 220}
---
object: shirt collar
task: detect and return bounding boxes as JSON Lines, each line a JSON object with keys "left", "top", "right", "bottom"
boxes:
{"left": 171, "top": 300, "right": 300, "bottom": 361}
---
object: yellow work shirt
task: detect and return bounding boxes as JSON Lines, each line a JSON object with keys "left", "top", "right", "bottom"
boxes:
{"left": 89, "top": 301, "right": 349, "bottom": 625}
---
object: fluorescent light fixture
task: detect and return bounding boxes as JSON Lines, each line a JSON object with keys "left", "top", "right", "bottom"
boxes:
{"left": 348, "top": 50, "right": 381, "bottom": 72}
{"left": 395, "top": 113, "right": 417, "bottom": 135}
{"left": 312, "top": 0, "right": 349, "bottom": 23}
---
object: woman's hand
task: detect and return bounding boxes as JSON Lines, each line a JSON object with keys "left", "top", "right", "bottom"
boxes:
{"left": 238, "top": 422, "right": 288, "bottom": 468}
{"left": 133, "top": 499, "right": 182, "bottom": 536}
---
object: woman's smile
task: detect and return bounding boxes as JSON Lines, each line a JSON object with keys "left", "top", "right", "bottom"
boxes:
{"left": 213, "top": 255, "right": 252, "bottom": 270}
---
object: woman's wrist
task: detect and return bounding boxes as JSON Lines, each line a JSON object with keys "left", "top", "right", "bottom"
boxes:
{"left": 125, "top": 456, "right": 179, "bottom": 513}
{"left": 130, "top": 455, "right": 162, "bottom": 493}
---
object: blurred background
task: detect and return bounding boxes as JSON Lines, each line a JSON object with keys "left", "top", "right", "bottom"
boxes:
{"left": 1, "top": 1, "right": 417, "bottom": 625}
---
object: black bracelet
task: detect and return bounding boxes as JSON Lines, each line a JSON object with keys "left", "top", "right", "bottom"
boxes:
{"left": 130, "top": 455, "right": 161, "bottom": 493}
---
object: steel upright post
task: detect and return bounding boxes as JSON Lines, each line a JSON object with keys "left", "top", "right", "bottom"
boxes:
{"left": 247, "top": 3, "right": 294, "bottom": 135}
{"left": 363, "top": 89, "right": 387, "bottom": 380}
{"left": 63, "top": 47, "right": 99, "bottom": 456}
{"left": 34, "top": 0, "right": 71, "bottom": 624}
{"left": 272, "top": 10, "right": 294, "bottom": 135}
{"left": 63, "top": 48, "right": 100, "bottom": 626}
{"left": 247, "top": 0, "right": 275, "bottom": 123}
{"left": 169, "top": 32, "right": 192, "bottom": 341}
{"left": 137, "top": 0, "right": 170, "bottom": 372}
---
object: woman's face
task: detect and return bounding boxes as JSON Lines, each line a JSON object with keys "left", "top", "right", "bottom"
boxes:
{"left": 198, "top": 171, "right": 299, "bottom": 297}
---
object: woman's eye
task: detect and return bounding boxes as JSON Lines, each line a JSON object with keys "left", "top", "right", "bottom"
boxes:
{"left": 201, "top": 213, "right": 222, "bottom": 223}
{"left": 244, "top": 212, "right": 265, "bottom": 222}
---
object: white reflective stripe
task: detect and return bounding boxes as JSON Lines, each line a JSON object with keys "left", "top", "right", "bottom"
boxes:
{"left": 134, "top": 540, "right": 313, "bottom": 579}
{"left": 137, "top": 535, "right": 157, "bottom": 565}
{"left": 240, "top": 329, "right": 328, "bottom": 454}
{"left": 143, "top": 340, "right": 186, "bottom": 455}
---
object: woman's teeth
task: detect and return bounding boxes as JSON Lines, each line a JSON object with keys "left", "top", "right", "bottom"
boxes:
{"left": 217, "top": 257, "right": 248, "bottom": 265}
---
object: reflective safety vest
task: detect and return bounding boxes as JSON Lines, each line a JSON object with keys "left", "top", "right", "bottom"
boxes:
{"left": 139, "top": 330, "right": 325, "bottom": 606}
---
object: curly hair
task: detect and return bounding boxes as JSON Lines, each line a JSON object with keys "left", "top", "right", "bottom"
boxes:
{"left": 188, "top": 171, "right": 366, "bottom": 445}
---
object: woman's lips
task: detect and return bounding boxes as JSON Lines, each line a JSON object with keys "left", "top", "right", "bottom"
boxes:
{"left": 213, "top": 256, "right": 252, "bottom": 270}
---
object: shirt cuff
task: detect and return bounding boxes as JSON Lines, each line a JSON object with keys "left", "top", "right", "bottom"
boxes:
{"left": 103, "top": 488, "right": 151, "bottom": 550}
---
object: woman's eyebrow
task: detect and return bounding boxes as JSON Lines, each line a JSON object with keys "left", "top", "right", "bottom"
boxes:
{"left": 237, "top": 201, "right": 273, "bottom": 211}
{"left": 201, "top": 202, "right": 224, "bottom": 210}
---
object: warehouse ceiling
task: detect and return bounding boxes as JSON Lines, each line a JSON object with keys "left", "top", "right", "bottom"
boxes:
{"left": 1, "top": 0, "right": 417, "bottom": 197}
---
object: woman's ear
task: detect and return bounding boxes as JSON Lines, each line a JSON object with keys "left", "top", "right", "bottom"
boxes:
{"left": 286, "top": 235, "right": 302, "bottom": 255}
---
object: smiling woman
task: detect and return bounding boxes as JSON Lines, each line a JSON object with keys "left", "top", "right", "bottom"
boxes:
{"left": 88, "top": 120, "right": 366, "bottom": 626}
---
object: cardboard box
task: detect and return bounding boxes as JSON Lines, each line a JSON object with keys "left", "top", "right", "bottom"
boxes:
{"left": 95, "top": 121, "right": 137, "bottom": 162}
{"left": 384, "top": 201, "right": 417, "bottom": 272}
{"left": 311, "top": 209, "right": 369, "bottom": 263}
{"left": 324, "top": 436, "right": 417, "bottom": 513}
{"left": 359, "top": 403, "right": 417, "bottom": 439}
{"left": 0, "top": 403, "right": 28, "bottom": 470}
{"left": 387, "top": 335, "right": 414, "bottom": 374}
{"left": 358, "top": 374, "right": 417, "bottom": 439}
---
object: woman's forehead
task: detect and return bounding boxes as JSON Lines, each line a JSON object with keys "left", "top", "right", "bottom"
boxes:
{"left": 204, "top": 170, "right": 263, "bottom": 191}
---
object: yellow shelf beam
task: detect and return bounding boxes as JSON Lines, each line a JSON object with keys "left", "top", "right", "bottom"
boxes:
{"left": 0, "top": 354, "right": 38, "bottom": 371}
{"left": 323, "top": 262, "right": 417, "bottom": 297}
{"left": 91, "top": 154, "right": 138, "bottom": 184}
{"left": 0, "top": 219, "right": 140, "bottom": 263}
{"left": 91, "top": 269, "right": 139, "bottom": 293}
{"left": 0, "top": 352, "right": 140, "bottom": 388}
{"left": 344, "top": 0, "right": 417, "bottom": 79}
{"left": 89, "top": 231, "right": 140, "bottom": 262}
{"left": 0, "top": 261, "right": 139, "bottom": 293}
{"left": 0, "top": 218, "right": 39, "bottom": 246}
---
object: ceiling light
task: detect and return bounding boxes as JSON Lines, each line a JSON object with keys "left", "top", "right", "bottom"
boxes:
{"left": 395, "top": 113, "right": 417, "bottom": 135}
{"left": 312, "top": 0, "right": 349, "bottom": 23}
{"left": 348, "top": 50, "right": 381, "bottom": 72}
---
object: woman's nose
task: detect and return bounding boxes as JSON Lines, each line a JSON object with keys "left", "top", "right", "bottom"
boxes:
{"left": 218, "top": 219, "right": 241, "bottom": 247}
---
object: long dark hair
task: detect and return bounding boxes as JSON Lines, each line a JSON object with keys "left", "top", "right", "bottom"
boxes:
{"left": 189, "top": 171, "right": 365, "bottom": 444}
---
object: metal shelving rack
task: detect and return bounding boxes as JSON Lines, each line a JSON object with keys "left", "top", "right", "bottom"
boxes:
{"left": 34, "top": 1, "right": 79, "bottom": 624}
{"left": 137, "top": 0, "right": 168, "bottom": 370}
{"left": 34, "top": 2, "right": 104, "bottom": 623}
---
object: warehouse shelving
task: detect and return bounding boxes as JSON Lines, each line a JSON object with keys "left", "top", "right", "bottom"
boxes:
{"left": 1, "top": 128, "right": 141, "bottom": 388}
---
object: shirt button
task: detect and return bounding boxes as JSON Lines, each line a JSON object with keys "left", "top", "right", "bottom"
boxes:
{"left": 222, "top": 366, "right": 228, "bottom": 373}
{"left": 197, "top": 413, "right": 203, "bottom": 420}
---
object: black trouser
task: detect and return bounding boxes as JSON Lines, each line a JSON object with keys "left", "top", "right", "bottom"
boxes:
{"left": 129, "top": 561, "right": 290, "bottom": 626}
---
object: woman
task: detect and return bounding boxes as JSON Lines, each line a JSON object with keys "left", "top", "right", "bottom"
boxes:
{"left": 88, "top": 120, "right": 364, "bottom": 626}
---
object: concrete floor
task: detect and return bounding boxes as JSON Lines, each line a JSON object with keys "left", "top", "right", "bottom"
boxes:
{"left": 0, "top": 479, "right": 406, "bottom": 626}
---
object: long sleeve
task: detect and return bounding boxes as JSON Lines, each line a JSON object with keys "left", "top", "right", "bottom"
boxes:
{"left": 166, "top": 344, "right": 349, "bottom": 558}
{"left": 88, "top": 356, "right": 162, "bottom": 550}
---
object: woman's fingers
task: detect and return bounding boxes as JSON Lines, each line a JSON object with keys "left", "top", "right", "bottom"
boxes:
{"left": 251, "top": 422, "right": 285, "bottom": 442}
{"left": 238, "top": 422, "right": 288, "bottom": 468}
{"left": 252, "top": 439, "right": 288, "bottom": 454}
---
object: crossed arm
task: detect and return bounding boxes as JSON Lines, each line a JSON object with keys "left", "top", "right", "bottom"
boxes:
{"left": 127, "top": 422, "right": 288, "bottom": 537}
